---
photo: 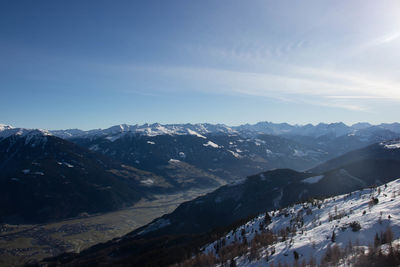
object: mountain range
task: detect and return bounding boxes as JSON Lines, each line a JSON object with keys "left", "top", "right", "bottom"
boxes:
{"left": 4, "top": 122, "right": 399, "bottom": 139}
{"left": 40, "top": 138, "right": 400, "bottom": 266}
{"left": 2, "top": 121, "right": 400, "bottom": 266}
{"left": 1, "top": 122, "right": 400, "bottom": 224}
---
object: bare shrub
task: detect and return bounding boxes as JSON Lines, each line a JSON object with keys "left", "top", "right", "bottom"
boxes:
{"left": 350, "top": 221, "right": 361, "bottom": 232}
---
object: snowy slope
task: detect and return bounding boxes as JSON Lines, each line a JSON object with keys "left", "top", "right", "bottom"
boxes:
{"left": 202, "top": 178, "right": 400, "bottom": 266}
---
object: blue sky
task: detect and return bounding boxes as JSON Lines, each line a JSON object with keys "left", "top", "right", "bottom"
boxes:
{"left": 1, "top": 0, "right": 400, "bottom": 130}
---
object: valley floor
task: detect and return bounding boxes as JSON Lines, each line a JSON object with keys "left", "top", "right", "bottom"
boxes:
{"left": 0, "top": 188, "right": 211, "bottom": 267}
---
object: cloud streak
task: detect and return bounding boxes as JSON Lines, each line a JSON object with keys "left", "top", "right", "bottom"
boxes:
{"left": 130, "top": 63, "right": 400, "bottom": 112}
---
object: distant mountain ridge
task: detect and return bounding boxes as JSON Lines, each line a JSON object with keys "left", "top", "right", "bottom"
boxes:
{"left": 50, "top": 123, "right": 236, "bottom": 139}
{"left": 2, "top": 122, "right": 400, "bottom": 141}
{"left": 235, "top": 121, "right": 400, "bottom": 138}
{"left": 2, "top": 122, "right": 398, "bottom": 139}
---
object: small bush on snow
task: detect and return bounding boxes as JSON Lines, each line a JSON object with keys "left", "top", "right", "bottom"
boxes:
{"left": 350, "top": 221, "right": 361, "bottom": 232}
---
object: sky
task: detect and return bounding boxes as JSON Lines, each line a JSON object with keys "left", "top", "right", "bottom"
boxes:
{"left": 1, "top": 0, "right": 400, "bottom": 130}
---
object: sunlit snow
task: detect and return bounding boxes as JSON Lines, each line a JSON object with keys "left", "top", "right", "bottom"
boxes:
{"left": 203, "top": 141, "right": 220, "bottom": 148}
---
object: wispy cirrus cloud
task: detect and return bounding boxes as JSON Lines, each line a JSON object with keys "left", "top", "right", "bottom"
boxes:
{"left": 161, "top": 25, "right": 400, "bottom": 112}
{"left": 108, "top": 62, "right": 400, "bottom": 113}
{"left": 369, "top": 32, "right": 400, "bottom": 46}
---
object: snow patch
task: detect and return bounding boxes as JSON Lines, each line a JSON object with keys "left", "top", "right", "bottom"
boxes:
{"left": 64, "top": 162, "right": 74, "bottom": 168}
{"left": 293, "top": 149, "right": 306, "bottom": 157}
{"left": 266, "top": 149, "right": 273, "bottom": 155}
{"left": 203, "top": 141, "right": 220, "bottom": 148}
{"left": 302, "top": 175, "right": 324, "bottom": 184}
{"left": 140, "top": 179, "right": 154, "bottom": 185}
{"left": 58, "top": 162, "right": 74, "bottom": 168}
{"left": 383, "top": 141, "right": 400, "bottom": 149}
{"left": 228, "top": 150, "right": 241, "bottom": 158}
{"left": 187, "top": 129, "right": 207, "bottom": 139}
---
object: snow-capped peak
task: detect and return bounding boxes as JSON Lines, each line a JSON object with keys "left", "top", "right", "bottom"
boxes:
{"left": 0, "top": 124, "right": 14, "bottom": 131}
{"left": 0, "top": 125, "right": 53, "bottom": 145}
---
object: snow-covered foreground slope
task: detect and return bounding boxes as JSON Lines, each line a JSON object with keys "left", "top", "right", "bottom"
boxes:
{"left": 201, "top": 178, "right": 400, "bottom": 266}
